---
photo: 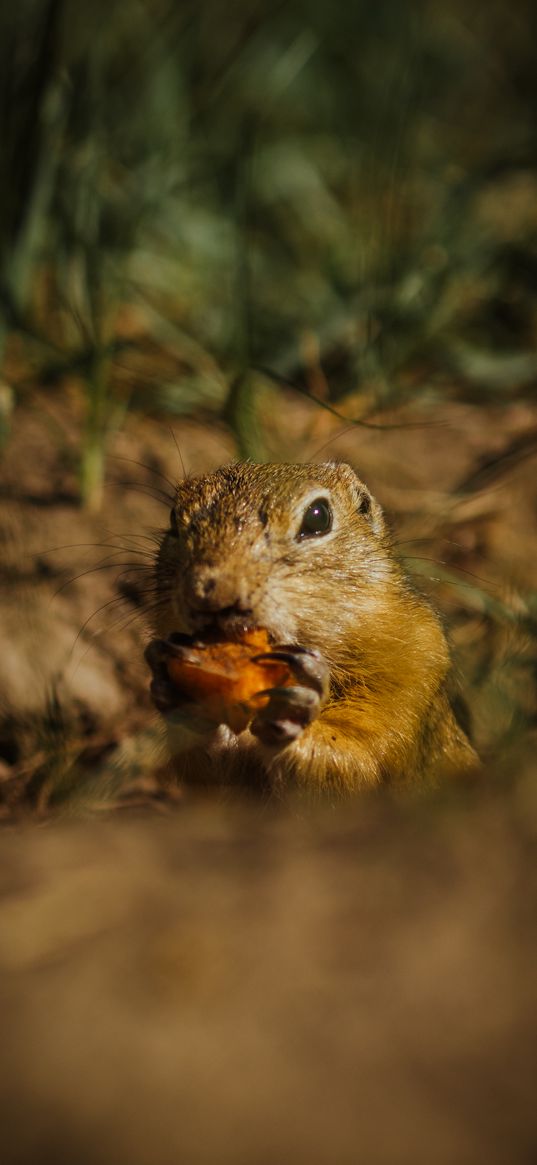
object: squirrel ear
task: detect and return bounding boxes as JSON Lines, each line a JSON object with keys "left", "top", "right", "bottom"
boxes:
{"left": 361, "top": 489, "right": 384, "bottom": 533}
{"left": 358, "top": 487, "right": 385, "bottom": 536}
{"left": 325, "top": 462, "right": 385, "bottom": 536}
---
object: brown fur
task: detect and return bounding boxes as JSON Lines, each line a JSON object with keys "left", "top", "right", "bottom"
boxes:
{"left": 151, "top": 461, "right": 478, "bottom": 795}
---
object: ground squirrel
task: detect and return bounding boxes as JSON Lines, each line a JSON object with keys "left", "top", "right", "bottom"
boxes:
{"left": 145, "top": 461, "right": 478, "bottom": 795}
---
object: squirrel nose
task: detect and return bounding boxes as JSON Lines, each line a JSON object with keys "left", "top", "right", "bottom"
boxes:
{"left": 200, "top": 576, "right": 216, "bottom": 599}
{"left": 184, "top": 567, "right": 251, "bottom": 618}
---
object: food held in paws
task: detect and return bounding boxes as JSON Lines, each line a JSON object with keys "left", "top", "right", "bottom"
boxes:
{"left": 166, "top": 628, "right": 293, "bottom": 732}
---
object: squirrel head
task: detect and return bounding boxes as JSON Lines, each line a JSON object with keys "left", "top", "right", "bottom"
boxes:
{"left": 154, "top": 461, "right": 400, "bottom": 661}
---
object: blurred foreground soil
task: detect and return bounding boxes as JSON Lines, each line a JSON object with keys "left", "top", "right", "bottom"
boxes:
{"left": 1, "top": 790, "right": 537, "bottom": 1165}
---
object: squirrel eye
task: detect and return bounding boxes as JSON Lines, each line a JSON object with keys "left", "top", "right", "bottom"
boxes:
{"left": 298, "top": 497, "right": 333, "bottom": 539}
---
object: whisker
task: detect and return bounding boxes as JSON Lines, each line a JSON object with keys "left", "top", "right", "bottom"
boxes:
{"left": 73, "top": 594, "right": 132, "bottom": 647}
{"left": 109, "top": 455, "right": 178, "bottom": 495}
{"left": 53, "top": 559, "right": 155, "bottom": 597}
{"left": 108, "top": 606, "right": 160, "bottom": 636}
{"left": 39, "top": 540, "right": 155, "bottom": 560}
{"left": 104, "top": 529, "right": 163, "bottom": 548}
{"left": 118, "top": 480, "right": 175, "bottom": 506}
{"left": 67, "top": 607, "right": 153, "bottom": 679}
{"left": 169, "top": 427, "right": 187, "bottom": 480}
{"left": 87, "top": 593, "right": 172, "bottom": 642}
{"left": 71, "top": 574, "right": 163, "bottom": 646}
{"left": 99, "top": 540, "right": 155, "bottom": 559}
{"left": 255, "top": 365, "right": 442, "bottom": 431}
{"left": 309, "top": 423, "right": 369, "bottom": 460}
{"left": 404, "top": 555, "right": 497, "bottom": 590}
{"left": 395, "top": 537, "right": 438, "bottom": 548}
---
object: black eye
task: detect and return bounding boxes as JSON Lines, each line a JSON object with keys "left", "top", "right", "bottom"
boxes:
{"left": 169, "top": 507, "right": 179, "bottom": 536}
{"left": 298, "top": 498, "right": 333, "bottom": 539}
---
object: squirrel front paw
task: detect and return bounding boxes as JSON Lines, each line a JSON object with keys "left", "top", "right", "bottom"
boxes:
{"left": 250, "top": 645, "right": 329, "bottom": 749}
{"left": 144, "top": 635, "right": 215, "bottom": 732}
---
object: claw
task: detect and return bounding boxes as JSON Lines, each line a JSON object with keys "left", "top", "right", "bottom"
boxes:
{"left": 255, "top": 685, "right": 318, "bottom": 709}
{"left": 252, "top": 645, "right": 310, "bottom": 662}
{"left": 145, "top": 637, "right": 200, "bottom": 673}
{"left": 167, "top": 645, "right": 203, "bottom": 665}
{"left": 251, "top": 683, "right": 322, "bottom": 750}
{"left": 144, "top": 639, "right": 171, "bottom": 669}
{"left": 150, "top": 678, "right": 182, "bottom": 713}
{"left": 252, "top": 645, "right": 329, "bottom": 698}
{"left": 145, "top": 636, "right": 202, "bottom": 718}
{"left": 254, "top": 718, "right": 304, "bottom": 746}
{"left": 168, "top": 631, "right": 196, "bottom": 646}
{"left": 252, "top": 650, "right": 307, "bottom": 664}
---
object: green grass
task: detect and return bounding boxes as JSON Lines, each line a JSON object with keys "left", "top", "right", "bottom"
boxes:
{"left": 2, "top": 1, "right": 537, "bottom": 488}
